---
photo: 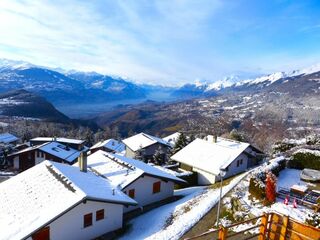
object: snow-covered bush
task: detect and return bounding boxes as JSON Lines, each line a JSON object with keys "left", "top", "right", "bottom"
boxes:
{"left": 306, "top": 134, "right": 320, "bottom": 145}
{"left": 248, "top": 177, "right": 265, "bottom": 201}
{"left": 249, "top": 157, "right": 284, "bottom": 202}
{"left": 272, "top": 141, "right": 296, "bottom": 154}
{"left": 290, "top": 149, "right": 320, "bottom": 170}
{"left": 305, "top": 212, "right": 320, "bottom": 229}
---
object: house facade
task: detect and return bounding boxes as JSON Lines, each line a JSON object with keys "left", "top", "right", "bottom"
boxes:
{"left": 9, "top": 141, "right": 86, "bottom": 171}
{"left": 122, "top": 133, "right": 172, "bottom": 161}
{"left": 86, "top": 150, "right": 185, "bottom": 213}
{"left": 0, "top": 160, "right": 136, "bottom": 240}
{"left": 26, "top": 201, "right": 124, "bottom": 240}
{"left": 122, "top": 174, "right": 175, "bottom": 213}
{"left": 171, "top": 137, "right": 263, "bottom": 185}
{"left": 90, "top": 139, "right": 125, "bottom": 154}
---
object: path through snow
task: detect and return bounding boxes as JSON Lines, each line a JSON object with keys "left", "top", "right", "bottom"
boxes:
{"left": 118, "top": 173, "right": 246, "bottom": 240}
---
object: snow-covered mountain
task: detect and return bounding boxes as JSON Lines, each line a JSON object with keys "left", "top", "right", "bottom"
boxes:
{"left": 0, "top": 59, "right": 147, "bottom": 104}
{"left": 173, "top": 64, "right": 320, "bottom": 97}
{"left": 0, "top": 89, "right": 70, "bottom": 122}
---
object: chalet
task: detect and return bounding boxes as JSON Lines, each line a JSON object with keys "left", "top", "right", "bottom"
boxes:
{"left": 8, "top": 141, "right": 88, "bottom": 171}
{"left": 0, "top": 160, "right": 136, "bottom": 240}
{"left": 30, "top": 137, "right": 86, "bottom": 151}
{"left": 122, "top": 133, "right": 172, "bottom": 161}
{"left": 0, "top": 132, "right": 19, "bottom": 145}
{"left": 86, "top": 150, "right": 185, "bottom": 213}
{"left": 162, "top": 132, "right": 181, "bottom": 147}
{"left": 171, "top": 136, "right": 264, "bottom": 185}
{"left": 90, "top": 139, "right": 125, "bottom": 154}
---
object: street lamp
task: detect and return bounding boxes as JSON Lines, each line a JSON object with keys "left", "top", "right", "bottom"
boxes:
{"left": 216, "top": 167, "right": 227, "bottom": 228}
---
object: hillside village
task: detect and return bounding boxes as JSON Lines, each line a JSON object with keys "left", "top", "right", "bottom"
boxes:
{"left": 0, "top": 130, "right": 320, "bottom": 240}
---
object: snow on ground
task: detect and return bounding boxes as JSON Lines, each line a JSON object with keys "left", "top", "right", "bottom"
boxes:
{"left": 119, "top": 174, "right": 246, "bottom": 240}
{"left": 277, "top": 168, "right": 307, "bottom": 189}
{"left": 229, "top": 168, "right": 313, "bottom": 229}
{"left": 0, "top": 171, "right": 16, "bottom": 176}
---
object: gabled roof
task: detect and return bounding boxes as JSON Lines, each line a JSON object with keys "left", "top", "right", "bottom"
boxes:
{"left": 91, "top": 139, "right": 125, "bottom": 153}
{"left": 163, "top": 132, "right": 181, "bottom": 147}
{"left": 0, "top": 160, "right": 136, "bottom": 240}
{"left": 31, "top": 137, "right": 85, "bottom": 145}
{"left": 86, "top": 150, "right": 185, "bottom": 189}
{"left": 0, "top": 132, "right": 19, "bottom": 144}
{"left": 39, "top": 142, "right": 82, "bottom": 163}
{"left": 8, "top": 141, "right": 85, "bottom": 164}
{"left": 122, "top": 132, "right": 171, "bottom": 152}
{"left": 171, "top": 137, "right": 250, "bottom": 175}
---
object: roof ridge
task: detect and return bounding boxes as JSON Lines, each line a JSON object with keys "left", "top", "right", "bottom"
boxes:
{"left": 47, "top": 161, "right": 87, "bottom": 197}
{"left": 104, "top": 153, "right": 136, "bottom": 171}
{"left": 46, "top": 164, "right": 76, "bottom": 193}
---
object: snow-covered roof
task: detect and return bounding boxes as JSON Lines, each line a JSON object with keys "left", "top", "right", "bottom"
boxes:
{"left": 0, "top": 160, "right": 136, "bottom": 240}
{"left": 122, "top": 133, "right": 171, "bottom": 152}
{"left": 171, "top": 138, "right": 250, "bottom": 175}
{"left": 0, "top": 133, "right": 19, "bottom": 144}
{"left": 163, "top": 132, "right": 181, "bottom": 147}
{"left": 39, "top": 142, "right": 82, "bottom": 163}
{"left": 31, "top": 137, "right": 85, "bottom": 145}
{"left": 91, "top": 139, "right": 125, "bottom": 153}
{"left": 86, "top": 150, "right": 185, "bottom": 189}
{"left": 9, "top": 142, "right": 84, "bottom": 163}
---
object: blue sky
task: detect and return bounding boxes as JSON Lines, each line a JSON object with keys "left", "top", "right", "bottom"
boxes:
{"left": 0, "top": 0, "right": 320, "bottom": 85}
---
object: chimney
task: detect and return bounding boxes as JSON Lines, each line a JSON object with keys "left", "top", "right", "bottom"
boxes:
{"left": 78, "top": 151, "right": 87, "bottom": 172}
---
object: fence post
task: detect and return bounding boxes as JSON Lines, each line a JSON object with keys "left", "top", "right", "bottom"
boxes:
{"left": 279, "top": 215, "right": 289, "bottom": 240}
{"left": 218, "top": 226, "right": 228, "bottom": 240}
{"left": 258, "top": 213, "right": 268, "bottom": 240}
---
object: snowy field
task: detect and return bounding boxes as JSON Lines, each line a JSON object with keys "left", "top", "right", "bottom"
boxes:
{"left": 118, "top": 173, "right": 246, "bottom": 240}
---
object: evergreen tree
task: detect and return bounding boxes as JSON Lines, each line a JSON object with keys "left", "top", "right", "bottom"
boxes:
{"left": 171, "top": 133, "right": 188, "bottom": 155}
{"left": 152, "top": 146, "right": 165, "bottom": 165}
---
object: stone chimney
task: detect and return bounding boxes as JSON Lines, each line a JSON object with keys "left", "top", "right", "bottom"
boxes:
{"left": 78, "top": 151, "right": 87, "bottom": 172}
{"left": 207, "top": 135, "right": 217, "bottom": 143}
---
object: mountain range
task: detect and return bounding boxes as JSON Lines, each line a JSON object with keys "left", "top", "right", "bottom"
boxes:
{"left": 173, "top": 64, "right": 320, "bottom": 97}
{"left": 0, "top": 59, "right": 147, "bottom": 105}
{"left": 1, "top": 58, "right": 320, "bottom": 108}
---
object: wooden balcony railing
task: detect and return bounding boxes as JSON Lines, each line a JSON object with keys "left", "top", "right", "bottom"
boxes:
{"left": 184, "top": 212, "right": 320, "bottom": 240}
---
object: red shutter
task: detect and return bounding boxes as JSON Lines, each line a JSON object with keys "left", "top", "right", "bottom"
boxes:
{"left": 83, "top": 213, "right": 92, "bottom": 228}
{"left": 96, "top": 209, "right": 104, "bottom": 221}
{"left": 153, "top": 181, "right": 161, "bottom": 194}
{"left": 129, "top": 189, "right": 135, "bottom": 199}
{"left": 32, "top": 226, "right": 50, "bottom": 240}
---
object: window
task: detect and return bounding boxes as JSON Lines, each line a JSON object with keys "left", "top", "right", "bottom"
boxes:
{"left": 96, "top": 209, "right": 104, "bottom": 221}
{"left": 36, "top": 151, "right": 40, "bottom": 158}
{"left": 32, "top": 226, "right": 50, "bottom": 240}
{"left": 153, "top": 181, "right": 161, "bottom": 194}
{"left": 128, "top": 189, "right": 135, "bottom": 199}
{"left": 240, "top": 159, "right": 243, "bottom": 165}
{"left": 236, "top": 160, "right": 239, "bottom": 167}
{"left": 83, "top": 213, "right": 92, "bottom": 228}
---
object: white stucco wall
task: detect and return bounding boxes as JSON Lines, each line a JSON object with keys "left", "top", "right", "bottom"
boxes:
{"left": 223, "top": 152, "right": 249, "bottom": 179}
{"left": 13, "top": 156, "right": 19, "bottom": 169}
{"left": 27, "top": 201, "right": 123, "bottom": 240}
{"left": 123, "top": 175, "right": 174, "bottom": 213}
{"left": 193, "top": 152, "right": 249, "bottom": 185}
{"left": 35, "top": 150, "right": 45, "bottom": 165}
{"left": 193, "top": 167, "right": 217, "bottom": 185}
